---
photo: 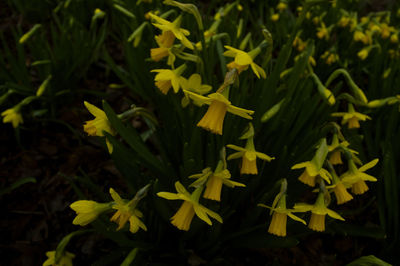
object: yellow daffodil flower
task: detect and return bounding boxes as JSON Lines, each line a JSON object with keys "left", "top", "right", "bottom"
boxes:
{"left": 321, "top": 51, "right": 339, "bottom": 65}
{"left": 180, "top": 73, "right": 212, "bottom": 107}
{"left": 43, "top": 250, "right": 75, "bottom": 266}
{"left": 380, "top": 23, "right": 394, "bottom": 39}
{"left": 271, "top": 13, "right": 279, "bottom": 22}
{"left": 151, "top": 64, "right": 186, "bottom": 94}
{"left": 70, "top": 200, "right": 112, "bottom": 226}
{"left": 293, "top": 192, "right": 344, "bottom": 232}
{"left": 223, "top": 45, "right": 266, "bottom": 79}
{"left": 390, "top": 33, "right": 398, "bottom": 43}
{"left": 326, "top": 166, "right": 353, "bottom": 205}
{"left": 83, "top": 101, "right": 116, "bottom": 153}
{"left": 149, "top": 13, "right": 193, "bottom": 49}
{"left": 292, "top": 36, "right": 306, "bottom": 52}
{"left": 157, "top": 181, "right": 223, "bottom": 231}
{"left": 183, "top": 90, "right": 254, "bottom": 135}
{"left": 338, "top": 16, "right": 350, "bottom": 27}
{"left": 1, "top": 106, "right": 23, "bottom": 128}
{"left": 227, "top": 137, "right": 274, "bottom": 175}
{"left": 327, "top": 134, "right": 357, "bottom": 165}
{"left": 316, "top": 22, "right": 329, "bottom": 40}
{"left": 259, "top": 194, "right": 306, "bottom": 237}
{"left": 277, "top": 2, "right": 287, "bottom": 11}
{"left": 341, "top": 158, "right": 379, "bottom": 195}
{"left": 109, "top": 188, "right": 147, "bottom": 233}
{"left": 358, "top": 48, "right": 370, "bottom": 60}
{"left": 189, "top": 161, "right": 245, "bottom": 201}
{"left": 292, "top": 161, "right": 331, "bottom": 187}
{"left": 150, "top": 31, "right": 176, "bottom": 65}
{"left": 331, "top": 104, "right": 371, "bottom": 129}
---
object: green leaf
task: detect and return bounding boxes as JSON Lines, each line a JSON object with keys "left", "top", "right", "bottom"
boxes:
{"left": 120, "top": 248, "right": 139, "bottom": 266}
{"left": 346, "top": 255, "right": 392, "bottom": 266}
{"left": 0, "top": 177, "right": 36, "bottom": 196}
{"left": 311, "top": 138, "right": 328, "bottom": 170}
{"left": 55, "top": 230, "right": 92, "bottom": 263}
{"left": 102, "top": 101, "right": 167, "bottom": 176}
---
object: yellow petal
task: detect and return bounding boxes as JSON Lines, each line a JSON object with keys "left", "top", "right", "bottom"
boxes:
{"left": 359, "top": 159, "right": 379, "bottom": 172}
{"left": 84, "top": 101, "right": 106, "bottom": 118}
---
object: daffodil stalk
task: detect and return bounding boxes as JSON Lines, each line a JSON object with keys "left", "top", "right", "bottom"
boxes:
{"left": 325, "top": 68, "right": 368, "bottom": 104}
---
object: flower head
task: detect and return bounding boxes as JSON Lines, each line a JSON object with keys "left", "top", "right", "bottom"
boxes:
{"left": 331, "top": 104, "right": 371, "bottom": 129}
{"left": 83, "top": 101, "right": 115, "bottom": 153}
{"left": 292, "top": 162, "right": 331, "bottom": 187}
{"left": 150, "top": 31, "right": 176, "bottom": 65}
{"left": 224, "top": 46, "right": 266, "bottom": 79}
{"left": 189, "top": 161, "right": 245, "bottom": 202}
{"left": 316, "top": 22, "right": 329, "bottom": 40}
{"left": 151, "top": 64, "right": 186, "bottom": 94}
{"left": 70, "top": 200, "right": 112, "bottom": 226}
{"left": 149, "top": 13, "right": 193, "bottom": 49}
{"left": 341, "top": 158, "right": 378, "bottom": 195}
{"left": 1, "top": 107, "right": 23, "bottom": 128}
{"left": 326, "top": 167, "right": 353, "bottom": 205}
{"left": 157, "top": 181, "right": 223, "bottom": 231}
{"left": 327, "top": 134, "right": 357, "bottom": 165}
{"left": 259, "top": 194, "right": 306, "bottom": 237}
{"left": 294, "top": 192, "right": 345, "bottom": 232}
{"left": 109, "top": 188, "right": 147, "bottom": 233}
{"left": 227, "top": 137, "right": 274, "bottom": 175}
{"left": 180, "top": 74, "right": 212, "bottom": 107}
{"left": 358, "top": 48, "right": 370, "bottom": 60}
{"left": 184, "top": 90, "right": 254, "bottom": 135}
{"left": 43, "top": 250, "right": 75, "bottom": 266}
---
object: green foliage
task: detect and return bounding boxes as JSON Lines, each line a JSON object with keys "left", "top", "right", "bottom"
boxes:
{"left": 2, "top": 0, "right": 400, "bottom": 265}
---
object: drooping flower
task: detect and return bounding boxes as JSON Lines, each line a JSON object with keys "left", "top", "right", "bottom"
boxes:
{"left": 293, "top": 36, "right": 306, "bottom": 52}
{"left": 109, "top": 188, "right": 147, "bottom": 233}
{"left": 276, "top": 2, "right": 287, "bottom": 11}
{"left": 43, "top": 250, "right": 75, "bottom": 266}
{"left": 259, "top": 194, "right": 306, "bottom": 237}
{"left": 149, "top": 13, "right": 193, "bottom": 49}
{"left": 70, "top": 200, "right": 112, "bottom": 226}
{"left": 321, "top": 51, "right": 339, "bottom": 65}
{"left": 1, "top": 106, "right": 23, "bottom": 128}
{"left": 83, "top": 101, "right": 116, "bottom": 153}
{"left": 328, "top": 134, "right": 356, "bottom": 165}
{"left": 341, "top": 158, "right": 379, "bottom": 195}
{"left": 271, "top": 13, "right": 279, "bottom": 22}
{"left": 189, "top": 161, "right": 245, "bottom": 202}
{"left": 316, "top": 22, "right": 329, "bottom": 40}
{"left": 184, "top": 90, "right": 254, "bottom": 135}
{"left": 331, "top": 104, "right": 371, "bottom": 129}
{"left": 292, "top": 161, "right": 331, "bottom": 187}
{"left": 180, "top": 73, "right": 212, "bottom": 107}
{"left": 293, "top": 192, "right": 345, "bottom": 232}
{"left": 353, "top": 30, "right": 371, "bottom": 44}
{"left": 224, "top": 45, "right": 266, "bottom": 79}
{"left": 150, "top": 31, "right": 176, "bottom": 65}
{"left": 157, "top": 181, "right": 223, "bottom": 231}
{"left": 326, "top": 167, "right": 353, "bottom": 205}
{"left": 227, "top": 137, "right": 275, "bottom": 175}
{"left": 151, "top": 64, "right": 186, "bottom": 94}
{"left": 358, "top": 48, "right": 370, "bottom": 60}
